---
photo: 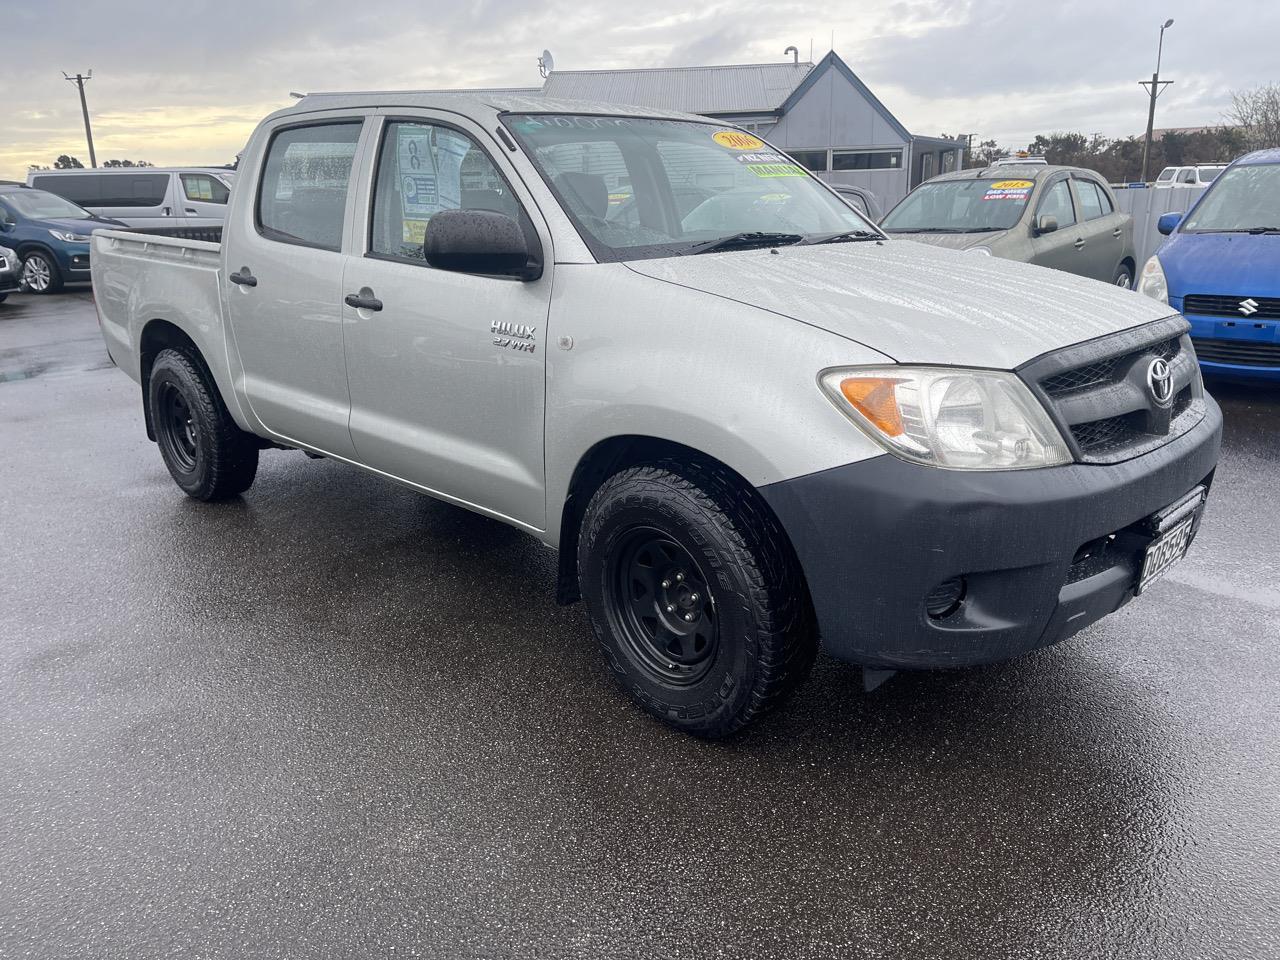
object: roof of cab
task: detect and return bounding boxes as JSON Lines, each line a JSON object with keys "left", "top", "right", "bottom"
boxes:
{"left": 277, "top": 91, "right": 712, "bottom": 125}
{"left": 1236, "top": 148, "right": 1280, "bottom": 166}
{"left": 923, "top": 163, "right": 1096, "bottom": 183}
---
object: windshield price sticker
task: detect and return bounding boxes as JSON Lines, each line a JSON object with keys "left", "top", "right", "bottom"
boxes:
{"left": 735, "top": 151, "right": 789, "bottom": 164}
{"left": 712, "top": 130, "right": 766, "bottom": 150}
{"left": 982, "top": 180, "right": 1033, "bottom": 201}
{"left": 747, "top": 162, "right": 806, "bottom": 178}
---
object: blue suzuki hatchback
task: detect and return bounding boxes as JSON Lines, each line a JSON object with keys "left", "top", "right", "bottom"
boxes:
{"left": 0, "top": 184, "right": 124, "bottom": 294}
{"left": 1139, "top": 149, "right": 1280, "bottom": 381}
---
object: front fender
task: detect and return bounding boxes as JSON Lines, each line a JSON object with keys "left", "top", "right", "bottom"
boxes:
{"left": 543, "top": 262, "right": 892, "bottom": 546}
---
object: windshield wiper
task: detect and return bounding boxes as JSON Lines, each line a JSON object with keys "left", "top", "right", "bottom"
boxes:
{"left": 689, "top": 232, "right": 804, "bottom": 254}
{"left": 1246, "top": 226, "right": 1280, "bottom": 234}
{"left": 800, "top": 229, "right": 882, "bottom": 245}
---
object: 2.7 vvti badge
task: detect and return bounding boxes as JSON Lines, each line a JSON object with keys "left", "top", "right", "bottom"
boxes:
{"left": 90, "top": 92, "right": 1221, "bottom": 738}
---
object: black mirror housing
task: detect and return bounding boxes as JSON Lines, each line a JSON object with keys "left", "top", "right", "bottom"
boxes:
{"left": 423, "top": 209, "right": 539, "bottom": 280}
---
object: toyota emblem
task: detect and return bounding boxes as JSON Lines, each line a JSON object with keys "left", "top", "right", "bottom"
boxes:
{"left": 1147, "top": 357, "right": 1174, "bottom": 407}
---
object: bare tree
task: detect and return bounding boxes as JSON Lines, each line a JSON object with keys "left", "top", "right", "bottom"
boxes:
{"left": 1226, "top": 83, "right": 1280, "bottom": 151}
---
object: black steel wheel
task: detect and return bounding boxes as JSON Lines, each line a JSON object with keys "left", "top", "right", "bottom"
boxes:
{"left": 578, "top": 459, "right": 817, "bottom": 738}
{"left": 606, "top": 527, "right": 719, "bottom": 686}
{"left": 147, "top": 348, "right": 259, "bottom": 500}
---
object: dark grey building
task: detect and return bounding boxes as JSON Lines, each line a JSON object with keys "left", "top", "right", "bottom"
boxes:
{"left": 540, "top": 52, "right": 962, "bottom": 208}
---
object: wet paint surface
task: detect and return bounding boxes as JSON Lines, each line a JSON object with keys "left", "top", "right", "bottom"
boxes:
{"left": 0, "top": 292, "right": 1277, "bottom": 959}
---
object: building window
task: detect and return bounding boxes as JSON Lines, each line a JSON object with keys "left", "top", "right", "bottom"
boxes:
{"left": 832, "top": 150, "right": 901, "bottom": 171}
{"left": 788, "top": 150, "right": 828, "bottom": 172}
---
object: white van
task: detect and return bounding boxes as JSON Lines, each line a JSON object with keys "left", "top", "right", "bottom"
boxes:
{"left": 25, "top": 168, "right": 234, "bottom": 230}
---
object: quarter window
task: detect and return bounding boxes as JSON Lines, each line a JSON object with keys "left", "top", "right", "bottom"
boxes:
{"left": 99, "top": 174, "right": 170, "bottom": 207}
{"left": 831, "top": 150, "right": 901, "bottom": 171}
{"left": 182, "top": 174, "right": 230, "bottom": 204}
{"left": 370, "top": 120, "right": 523, "bottom": 263}
{"left": 257, "top": 122, "right": 361, "bottom": 251}
{"left": 1038, "top": 179, "right": 1076, "bottom": 228}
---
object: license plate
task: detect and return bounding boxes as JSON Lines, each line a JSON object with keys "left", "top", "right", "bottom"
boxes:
{"left": 1137, "top": 514, "right": 1196, "bottom": 594}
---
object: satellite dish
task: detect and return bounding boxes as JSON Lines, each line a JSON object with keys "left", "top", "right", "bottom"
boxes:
{"left": 538, "top": 49, "right": 555, "bottom": 78}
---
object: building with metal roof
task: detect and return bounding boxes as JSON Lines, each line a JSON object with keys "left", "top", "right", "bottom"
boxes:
{"left": 539, "top": 51, "right": 963, "bottom": 208}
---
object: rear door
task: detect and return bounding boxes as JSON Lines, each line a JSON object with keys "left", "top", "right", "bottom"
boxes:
{"left": 95, "top": 172, "right": 178, "bottom": 229}
{"left": 340, "top": 112, "right": 553, "bottom": 528}
{"left": 222, "top": 114, "right": 370, "bottom": 458}
{"left": 1028, "top": 176, "right": 1086, "bottom": 276}
{"left": 177, "top": 172, "right": 232, "bottom": 229}
{"left": 1070, "top": 175, "right": 1125, "bottom": 282}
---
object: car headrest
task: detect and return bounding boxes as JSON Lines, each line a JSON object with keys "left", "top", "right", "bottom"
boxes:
{"left": 555, "top": 172, "right": 608, "bottom": 220}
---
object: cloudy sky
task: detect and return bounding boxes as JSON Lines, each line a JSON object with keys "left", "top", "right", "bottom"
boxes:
{"left": 2, "top": 0, "right": 1276, "bottom": 180}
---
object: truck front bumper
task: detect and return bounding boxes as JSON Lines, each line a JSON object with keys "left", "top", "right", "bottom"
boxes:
{"left": 759, "top": 397, "right": 1223, "bottom": 669}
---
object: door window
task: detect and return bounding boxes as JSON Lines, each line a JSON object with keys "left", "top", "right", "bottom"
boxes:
{"left": 181, "top": 174, "right": 230, "bottom": 204}
{"left": 99, "top": 174, "right": 170, "bottom": 207}
{"left": 369, "top": 120, "right": 524, "bottom": 263}
{"left": 1073, "top": 179, "right": 1106, "bottom": 221}
{"left": 1038, "top": 179, "right": 1076, "bottom": 227}
{"left": 256, "top": 122, "right": 362, "bottom": 251}
{"left": 1178, "top": 169, "right": 1197, "bottom": 184}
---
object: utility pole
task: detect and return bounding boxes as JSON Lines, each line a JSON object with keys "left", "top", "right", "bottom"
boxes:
{"left": 1140, "top": 19, "right": 1174, "bottom": 183}
{"left": 63, "top": 70, "right": 97, "bottom": 168}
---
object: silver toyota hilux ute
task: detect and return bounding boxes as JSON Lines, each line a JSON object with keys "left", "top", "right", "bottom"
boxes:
{"left": 91, "top": 94, "right": 1222, "bottom": 738}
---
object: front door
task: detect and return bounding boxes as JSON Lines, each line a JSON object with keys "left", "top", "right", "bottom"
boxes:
{"left": 176, "top": 172, "right": 232, "bottom": 229}
{"left": 223, "top": 117, "right": 367, "bottom": 458}
{"left": 1029, "top": 176, "right": 1087, "bottom": 277}
{"left": 1070, "top": 176, "right": 1126, "bottom": 282}
{"left": 341, "top": 115, "right": 552, "bottom": 529}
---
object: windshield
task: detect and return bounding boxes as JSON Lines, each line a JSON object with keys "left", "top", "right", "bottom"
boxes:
{"left": 503, "top": 115, "right": 875, "bottom": 260}
{"left": 880, "top": 178, "right": 1034, "bottom": 233}
{"left": 0, "top": 189, "right": 93, "bottom": 220}
{"left": 1182, "top": 164, "right": 1280, "bottom": 232}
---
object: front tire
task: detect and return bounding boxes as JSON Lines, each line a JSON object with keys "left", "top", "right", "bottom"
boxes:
{"left": 21, "top": 251, "right": 62, "bottom": 294}
{"left": 578, "top": 460, "right": 817, "bottom": 738}
{"left": 148, "top": 349, "right": 259, "bottom": 500}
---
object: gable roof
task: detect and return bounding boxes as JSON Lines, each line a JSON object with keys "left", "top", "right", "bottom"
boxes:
{"left": 540, "top": 61, "right": 815, "bottom": 115}
{"left": 779, "top": 51, "right": 913, "bottom": 142}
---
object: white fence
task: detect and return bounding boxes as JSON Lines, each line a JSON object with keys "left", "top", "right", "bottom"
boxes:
{"left": 1112, "top": 186, "right": 1207, "bottom": 265}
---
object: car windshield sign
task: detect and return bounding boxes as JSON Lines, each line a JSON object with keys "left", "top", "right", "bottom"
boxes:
{"left": 1182, "top": 164, "right": 1280, "bottom": 232}
{"left": 881, "top": 179, "right": 1034, "bottom": 233}
{"left": 502, "top": 114, "right": 875, "bottom": 261}
{"left": 2, "top": 189, "right": 93, "bottom": 220}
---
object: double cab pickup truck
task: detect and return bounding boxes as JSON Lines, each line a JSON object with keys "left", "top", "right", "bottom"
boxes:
{"left": 92, "top": 93, "right": 1222, "bottom": 737}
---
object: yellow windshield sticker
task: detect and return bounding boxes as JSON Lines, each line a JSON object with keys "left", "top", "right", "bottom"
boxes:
{"left": 403, "top": 219, "right": 428, "bottom": 245}
{"left": 991, "top": 179, "right": 1034, "bottom": 189}
{"left": 747, "top": 162, "right": 806, "bottom": 178}
{"left": 713, "top": 130, "right": 766, "bottom": 150}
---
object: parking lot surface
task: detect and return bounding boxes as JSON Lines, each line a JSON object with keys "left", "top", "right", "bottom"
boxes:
{"left": 2, "top": 290, "right": 1278, "bottom": 960}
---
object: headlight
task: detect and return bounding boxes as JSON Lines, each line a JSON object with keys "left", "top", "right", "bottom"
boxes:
{"left": 1138, "top": 255, "right": 1168, "bottom": 303}
{"left": 968, "top": 246, "right": 993, "bottom": 256}
{"left": 49, "top": 229, "right": 93, "bottom": 243}
{"left": 820, "top": 366, "right": 1071, "bottom": 470}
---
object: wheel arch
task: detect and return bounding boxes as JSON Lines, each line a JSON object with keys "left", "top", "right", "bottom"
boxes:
{"left": 139, "top": 319, "right": 213, "bottom": 442}
{"left": 553, "top": 434, "right": 807, "bottom": 608}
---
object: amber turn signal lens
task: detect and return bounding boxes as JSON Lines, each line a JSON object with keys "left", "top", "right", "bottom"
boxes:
{"left": 838, "top": 377, "right": 905, "bottom": 437}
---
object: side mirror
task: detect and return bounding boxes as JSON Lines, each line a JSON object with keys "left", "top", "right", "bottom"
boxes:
{"left": 0, "top": 219, "right": 12, "bottom": 233}
{"left": 1035, "top": 214, "right": 1058, "bottom": 235}
{"left": 1157, "top": 212, "right": 1183, "bottom": 236}
{"left": 423, "top": 209, "right": 539, "bottom": 280}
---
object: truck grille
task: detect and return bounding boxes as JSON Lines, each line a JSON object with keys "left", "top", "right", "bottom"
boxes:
{"left": 1191, "top": 337, "right": 1280, "bottom": 368}
{"left": 1183, "top": 294, "right": 1280, "bottom": 320}
{"left": 1019, "top": 317, "right": 1204, "bottom": 464}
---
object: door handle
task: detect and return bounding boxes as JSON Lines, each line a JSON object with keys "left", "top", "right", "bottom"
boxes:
{"left": 229, "top": 269, "right": 257, "bottom": 287}
{"left": 185, "top": 208, "right": 198, "bottom": 215}
{"left": 344, "top": 293, "right": 383, "bottom": 312}
{"left": 163, "top": 207, "right": 172, "bottom": 216}
{"left": 1073, "top": 238, "right": 1086, "bottom": 249}
{"left": 1112, "top": 228, "right": 1123, "bottom": 238}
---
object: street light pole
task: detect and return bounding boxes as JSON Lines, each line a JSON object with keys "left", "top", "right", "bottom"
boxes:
{"left": 63, "top": 70, "right": 97, "bottom": 168}
{"left": 1140, "top": 19, "right": 1174, "bottom": 183}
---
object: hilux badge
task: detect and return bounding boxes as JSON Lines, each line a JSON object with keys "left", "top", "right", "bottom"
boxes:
{"left": 1147, "top": 357, "right": 1174, "bottom": 407}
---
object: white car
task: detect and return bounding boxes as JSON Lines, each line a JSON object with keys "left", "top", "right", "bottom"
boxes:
{"left": 1153, "top": 165, "right": 1225, "bottom": 188}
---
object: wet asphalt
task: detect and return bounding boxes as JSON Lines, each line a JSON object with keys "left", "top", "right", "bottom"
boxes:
{"left": 1, "top": 290, "right": 1278, "bottom": 960}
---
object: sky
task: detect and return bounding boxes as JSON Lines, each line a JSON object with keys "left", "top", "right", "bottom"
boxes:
{"left": 2, "top": 0, "right": 1277, "bottom": 180}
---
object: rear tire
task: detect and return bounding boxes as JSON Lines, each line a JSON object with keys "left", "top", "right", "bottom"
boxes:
{"left": 578, "top": 459, "right": 817, "bottom": 738}
{"left": 1113, "top": 263, "right": 1134, "bottom": 289}
{"left": 148, "top": 348, "right": 258, "bottom": 500}
{"left": 21, "top": 251, "right": 62, "bottom": 294}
